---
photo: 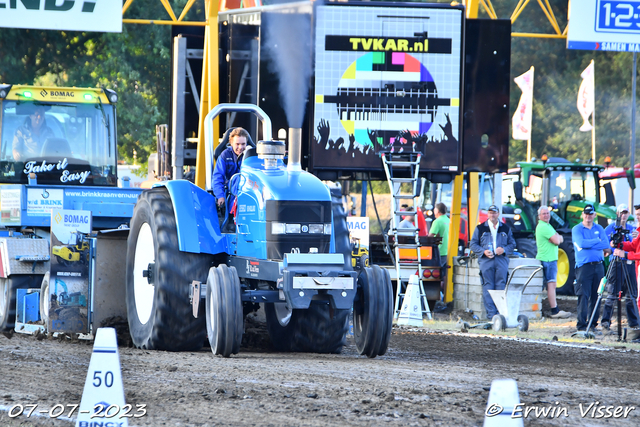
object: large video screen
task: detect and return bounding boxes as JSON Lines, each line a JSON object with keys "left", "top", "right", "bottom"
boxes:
{"left": 311, "top": 3, "right": 464, "bottom": 175}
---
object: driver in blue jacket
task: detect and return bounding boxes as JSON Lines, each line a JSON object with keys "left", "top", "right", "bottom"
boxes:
{"left": 213, "top": 127, "right": 249, "bottom": 208}
{"left": 469, "top": 204, "right": 517, "bottom": 320}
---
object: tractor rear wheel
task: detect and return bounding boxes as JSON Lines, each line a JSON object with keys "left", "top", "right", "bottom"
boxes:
{"left": 292, "top": 300, "right": 349, "bottom": 353}
{"left": 126, "top": 187, "right": 213, "bottom": 351}
{"left": 265, "top": 302, "right": 295, "bottom": 351}
{"left": 354, "top": 265, "right": 393, "bottom": 358}
{"left": 206, "top": 265, "right": 243, "bottom": 357}
{"left": 330, "top": 187, "right": 351, "bottom": 271}
{"left": 266, "top": 300, "right": 349, "bottom": 354}
{"left": 556, "top": 235, "right": 576, "bottom": 295}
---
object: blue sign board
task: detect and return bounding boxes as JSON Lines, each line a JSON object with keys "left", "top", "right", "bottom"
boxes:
{"left": 568, "top": 0, "right": 640, "bottom": 51}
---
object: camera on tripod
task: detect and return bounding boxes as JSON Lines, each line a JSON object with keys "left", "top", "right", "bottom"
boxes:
{"left": 611, "top": 214, "right": 630, "bottom": 247}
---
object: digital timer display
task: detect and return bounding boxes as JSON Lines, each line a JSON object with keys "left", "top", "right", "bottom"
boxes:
{"left": 596, "top": 0, "right": 640, "bottom": 33}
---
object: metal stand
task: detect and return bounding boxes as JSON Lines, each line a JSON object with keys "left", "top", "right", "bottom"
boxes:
{"left": 607, "top": 255, "right": 639, "bottom": 342}
{"left": 572, "top": 254, "right": 639, "bottom": 340}
{"left": 381, "top": 151, "right": 431, "bottom": 321}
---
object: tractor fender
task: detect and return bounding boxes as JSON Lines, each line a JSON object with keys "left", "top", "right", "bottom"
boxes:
{"left": 160, "top": 180, "right": 228, "bottom": 255}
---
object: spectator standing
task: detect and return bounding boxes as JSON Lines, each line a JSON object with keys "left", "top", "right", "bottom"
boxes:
{"left": 469, "top": 204, "right": 516, "bottom": 319}
{"left": 535, "top": 206, "right": 571, "bottom": 318}
{"left": 572, "top": 204, "right": 611, "bottom": 333}
{"left": 634, "top": 204, "right": 640, "bottom": 313}
{"left": 398, "top": 207, "right": 415, "bottom": 229}
{"left": 428, "top": 203, "right": 450, "bottom": 290}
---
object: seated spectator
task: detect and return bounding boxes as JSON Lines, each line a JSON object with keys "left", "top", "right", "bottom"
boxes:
{"left": 213, "top": 127, "right": 249, "bottom": 208}
{"left": 13, "top": 105, "right": 55, "bottom": 161}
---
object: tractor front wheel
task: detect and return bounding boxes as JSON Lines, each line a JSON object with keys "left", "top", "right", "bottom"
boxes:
{"left": 354, "top": 265, "right": 393, "bottom": 358}
{"left": 205, "top": 265, "right": 243, "bottom": 357}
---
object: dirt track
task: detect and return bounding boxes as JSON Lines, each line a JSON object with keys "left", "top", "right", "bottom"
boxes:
{"left": 2, "top": 315, "right": 640, "bottom": 427}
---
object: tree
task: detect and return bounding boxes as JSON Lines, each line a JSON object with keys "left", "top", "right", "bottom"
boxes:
{"left": 0, "top": 0, "right": 205, "bottom": 170}
{"left": 501, "top": 0, "right": 640, "bottom": 167}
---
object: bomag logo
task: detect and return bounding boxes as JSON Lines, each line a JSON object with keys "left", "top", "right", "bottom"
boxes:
{"left": 51, "top": 91, "right": 75, "bottom": 98}
{"left": 64, "top": 214, "right": 89, "bottom": 224}
{"left": 40, "top": 89, "right": 48, "bottom": 97}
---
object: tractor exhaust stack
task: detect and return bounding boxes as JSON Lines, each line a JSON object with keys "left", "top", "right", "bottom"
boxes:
{"left": 288, "top": 127, "right": 302, "bottom": 171}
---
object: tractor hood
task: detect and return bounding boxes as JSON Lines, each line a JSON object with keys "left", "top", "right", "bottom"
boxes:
{"left": 239, "top": 155, "right": 331, "bottom": 202}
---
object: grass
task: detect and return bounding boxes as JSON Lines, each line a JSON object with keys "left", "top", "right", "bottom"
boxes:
{"left": 402, "top": 316, "right": 640, "bottom": 350}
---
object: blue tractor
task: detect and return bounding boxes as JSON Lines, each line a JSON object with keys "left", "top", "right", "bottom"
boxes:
{"left": 125, "top": 104, "right": 393, "bottom": 357}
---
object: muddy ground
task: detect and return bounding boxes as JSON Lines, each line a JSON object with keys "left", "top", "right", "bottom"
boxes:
{"left": 1, "top": 299, "right": 640, "bottom": 427}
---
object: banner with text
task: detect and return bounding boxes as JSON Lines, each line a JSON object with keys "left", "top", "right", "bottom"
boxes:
{"left": 347, "top": 217, "right": 370, "bottom": 249}
{"left": 0, "top": 1, "right": 122, "bottom": 32}
{"left": 48, "top": 209, "right": 92, "bottom": 334}
{"left": 568, "top": 0, "right": 640, "bottom": 51}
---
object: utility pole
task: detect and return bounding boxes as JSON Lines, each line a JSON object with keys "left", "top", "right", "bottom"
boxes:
{"left": 630, "top": 52, "right": 637, "bottom": 209}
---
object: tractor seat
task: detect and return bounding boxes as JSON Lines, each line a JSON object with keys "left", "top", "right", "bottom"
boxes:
{"left": 41, "top": 137, "right": 73, "bottom": 158}
{"left": 213, "top": 127, "right": 256, "bottom": 161}
{"left": 243, "top": 146, "right": 257, "bottom": 159}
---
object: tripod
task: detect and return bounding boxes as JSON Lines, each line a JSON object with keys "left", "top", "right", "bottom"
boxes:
{"left": 603, "top": 253, "right": 640, "bottom": 342}
{"left": 574, "top": 252, "right": 639, "bottom": 340}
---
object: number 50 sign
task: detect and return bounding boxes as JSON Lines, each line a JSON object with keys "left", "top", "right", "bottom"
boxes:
{"left": 76, "top": 328, "right": 129, "bottom": 427}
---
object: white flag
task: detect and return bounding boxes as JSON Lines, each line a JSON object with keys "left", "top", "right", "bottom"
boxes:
{"left": 577, "top": 61, "right": 594, "bottom": 132}
{"left": 512, "top": 67, "right": 534, "bottom": 140}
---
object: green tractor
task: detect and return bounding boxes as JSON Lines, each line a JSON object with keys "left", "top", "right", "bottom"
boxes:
{"left": 502, "top": 157, "right": 618, "bottom": 295}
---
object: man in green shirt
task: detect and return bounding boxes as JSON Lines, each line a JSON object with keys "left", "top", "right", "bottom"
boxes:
{"left": 535, "top": 205, "right": 571, "bottom": 319}
{"left": 429, "top": 203, "right": 450, "bottom": 291}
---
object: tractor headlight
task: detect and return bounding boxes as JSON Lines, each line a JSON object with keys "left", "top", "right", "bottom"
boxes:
{"left": 309, "top": 224, "right": 324, "bottom": 234}
{"left": 286, "top": 223, "right": 301, "bottom": 234}
{"left": 324, "top": 223, "right": 332, "bottom": 235}
{"left": 272, "top": 222, "right": 286, "bottom": 234}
